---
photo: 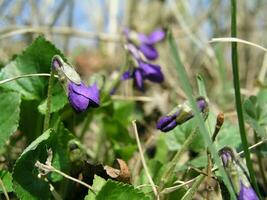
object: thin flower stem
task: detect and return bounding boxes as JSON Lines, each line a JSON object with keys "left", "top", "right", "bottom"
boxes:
{"left": 132, "top": 120, "right": 159, "bottom": 200}
{"left": 35, "top": 161, "right": 96, "bottom": 194}
{"left": 0, "top": 178, "right": 10, "bottom": 200}
{"left": 160, "top": 129, "right": 197, "bottom": 189}
{"left": 43, "top": 70, "right": 55, "bottom": 132}
{"left": 0, "top": 73, "right": 54, "bottom": 85}
{"left": 230, "top": 0, "right": 260, "bottom": 197}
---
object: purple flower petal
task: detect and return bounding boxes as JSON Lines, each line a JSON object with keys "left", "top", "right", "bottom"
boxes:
{"left": 156, "top": 113, "right": 178, "bottom": 132}
{"left": 139, "top": 43, "right": 159, "bottom": 60}
{"left": 138, "top": 61, "right": 164, "bottom": 83}
{"left": 238, "top": 183, "right": 259, "bottom": 200}
{"left": 139, "top": 28, "right": 166, "bottom": 45}
{"left": 197, "top": 97, "right": 208, "bottom": 112}
{"left": 87, "top": 83, "right": 100, "bottom": 107}
{"left": 68, "top": 82, "right": 90, "bottom": 112}
{"left": 134, "top": 69, "right": 144, "bottom": 90}
{"left": 68, "top": 82, "right": 100, "bottom": 112}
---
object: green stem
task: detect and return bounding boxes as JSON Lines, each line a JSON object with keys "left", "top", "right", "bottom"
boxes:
{"left": 160, "top": 129, "right": 198, "bottom": 188}
{"left": 230, "top": 0, "right": 260, "bottom": 196}
{"left": 181, "top": 174, "right": 205, "bottom": 200}
{"left": 0, "top": 73, "right": 52, "bottom": 85}
{"left": 43, "top": 70, "right": 55, "bottom": 131}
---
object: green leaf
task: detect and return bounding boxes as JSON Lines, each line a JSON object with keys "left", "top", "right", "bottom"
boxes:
{"left": 243, "top": 96, "right": 267, "bottom": 139}
{"left": 96, "top": 180, "right": 150, "bottom": 200}
{"left": 85, "top": 175, "right": 106, "bottom": 200}
{"left": 50, "top": 124, "right": 74, "bottom": 181}
{"left": 38, "top": 82, "right": 68, "bottom": 114}
{"left": 113, "top": 101, "right": 135, "bottom": 125}
{"left": 102, "top": 117, "right": 132, "bottom": 143}
{"left": 12, "top": 129, "right": 52, "bottom": 200}
{"left": 0, "top": 36, "right": 65, "bottom": 100}
{"left": 0, "top": 170, "right": 13, "bottom": 193}
{"left": 13, "top": 125, "right": 74, "bottom": 200}
{"left": 0, "top": 90, "right": 21, "bottom": 153}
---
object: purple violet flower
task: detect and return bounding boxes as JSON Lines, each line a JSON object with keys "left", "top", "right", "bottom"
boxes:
{"left": 157, "top": 97, "right": 208, "bottom": 132}
{"left": 138, "top": 28, "right": 166, "bottom": 45}
{"left": 120, "top": 61, "right": 164, "bottom": 91}
{"left": 238, "top": 183, "right": 259, "bottom": 200}
{"left": 68, "top": 82, "right": 100, "bottom": 112}
{"left": 124, "top": 28, "right": 165, "bottom": 61}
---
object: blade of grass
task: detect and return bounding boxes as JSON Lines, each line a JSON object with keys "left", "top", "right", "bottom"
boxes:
{"left": 230, "top": 0, "right": 261, "bottom": 197}
{"left": 167, "top": 32, "right": 236, "bottom": 199}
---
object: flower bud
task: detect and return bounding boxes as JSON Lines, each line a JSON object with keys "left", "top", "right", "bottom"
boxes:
{"left": 156, "top": 97, "right": 208, "bottom": 132}
{"left": 219, "top": 147, "right": 259, "bottom": 200}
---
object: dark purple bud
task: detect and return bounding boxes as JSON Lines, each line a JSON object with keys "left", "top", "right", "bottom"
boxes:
{"left": 51, "top": 55, "right": 63, "bottom": 69}
{"left": 139, "top": 43, "right": 159, "bottom": 60}
{"left": 157, "top": 97, "right": 208, "bottom": 132}
{"left": 156, "top": 113, "right": 178, "bottom": 132}
{"left": 238, "top": 183, "right": 259, "bottom": 200}
{"left": 139, "top": 28, "right": 166, "bottom": 45}
{"left": 68, "top": 82, "right": 100, "bottom": 112}
{"left": 196, "top": 97, "right": 208, "bottom": 112}
{"left": 219, "top": 147, "right": 234, "bottom": 167}
{"left": 138, "top": 61, "right": 164, "bottom": 83}
{"left": 121, "top": 70, "right": 132, "bottom": 80}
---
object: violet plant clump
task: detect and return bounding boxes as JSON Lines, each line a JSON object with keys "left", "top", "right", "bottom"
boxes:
{"left": 52, "top": 55, "right": 100, "bottom": 112}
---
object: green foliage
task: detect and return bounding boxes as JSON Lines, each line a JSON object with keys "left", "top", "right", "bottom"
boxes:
{"left": 12, "top": 126, "right": 74, "bottom": 200}
{"left": 0, "top": 90, "right": 21, "bottom": 152}
{"left": 12, "top": 129, "right": 52, "bottom": 200}
{"left": 244, "top": 95, "right": 267, "bottom": 139}
{"left": 85, "top": 175, "right": 106, "bottom": 200}
{"left": 0, "top": 36, "right": 65, "bottom": 100}
{"left": 38, "top": 82, "right": 68, "bottom": 114}
{"left": 96, "top": 180, "right": 150, "bottom": 200}
{"left": 0, "top": 170, "right": 13, "bottom": 193}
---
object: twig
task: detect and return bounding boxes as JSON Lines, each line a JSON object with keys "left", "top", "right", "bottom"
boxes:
{"left": 0, "top": 177, "right": 10, "bottom": 200}
{"left": 0, "top": 26, "right": 121, "bottom": 42}
{"left": 209, "top": 37, "right": 267, "bottom": 52}
{"left": 238, "top": 138, "right": 267, "bottom": 156}
{"left": 131, "top": 120, "right": 159, "bottom": 200}
{"left": 0, "top": 73, "right": 55, "bottom": 85}
{"left": 161, "top": 178, "right": 196, "bottom": 194}
{"left": 35, "top": 161, "right": 96, "bottom": 194}
{"left": 111, "top": 95, "right": 152, "bottom": 102}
